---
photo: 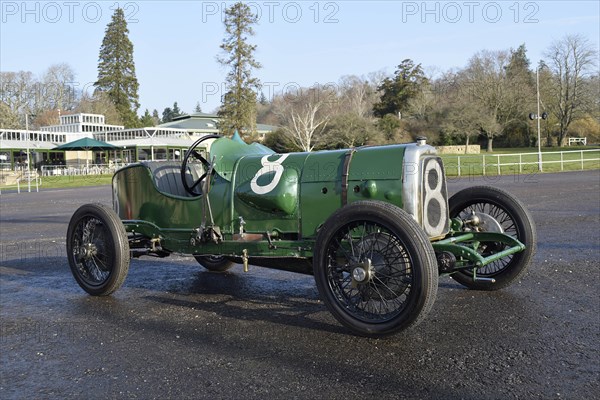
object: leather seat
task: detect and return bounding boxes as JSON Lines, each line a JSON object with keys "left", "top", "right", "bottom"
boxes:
{"left": 141, "top": 161, "right": 204, "bottom": 197}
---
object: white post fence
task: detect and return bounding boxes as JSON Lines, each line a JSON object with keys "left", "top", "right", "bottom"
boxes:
{"left": 445, "top": 149, "right": 599, "bottom": 177}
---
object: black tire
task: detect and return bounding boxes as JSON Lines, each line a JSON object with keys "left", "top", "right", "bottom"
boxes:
{"left": 194, "top": 255, "right": 235, "bottom": 272}
{"left": 67, "top": 203, "right": 130, "bottom": 296}
{"left": 448, "top": 186, "right": 536, "bottom": 290}
{"left": 313, "top": 201, "right": 438, "bottom": 337}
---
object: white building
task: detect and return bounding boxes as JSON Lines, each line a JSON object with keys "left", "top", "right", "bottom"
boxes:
{"left": 40, "top": 113, "right": 124, "bottom": 136}
{"left": 1, "top": 112, "right": 277, "bottom": 169}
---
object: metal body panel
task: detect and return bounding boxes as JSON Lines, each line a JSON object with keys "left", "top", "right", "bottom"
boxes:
{"left": 112, "top": 165, "right": 203, "bottom": 230}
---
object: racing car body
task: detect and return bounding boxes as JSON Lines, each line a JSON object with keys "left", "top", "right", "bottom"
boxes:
{"left": 67, "top": 135, "right": 536, "bottom": 337}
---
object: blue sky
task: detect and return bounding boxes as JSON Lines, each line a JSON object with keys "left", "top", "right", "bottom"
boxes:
{"left": 1, "top": 1, "right": 599, "bottom": 115}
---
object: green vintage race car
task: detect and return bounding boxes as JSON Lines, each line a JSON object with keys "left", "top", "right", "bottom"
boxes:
{"left": 67, "top": 135, "right": 536, "bottom": 337}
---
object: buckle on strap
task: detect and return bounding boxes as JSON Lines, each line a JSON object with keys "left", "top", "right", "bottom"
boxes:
{"left": 341, "top": 148, "right": 356, "bottom": 206}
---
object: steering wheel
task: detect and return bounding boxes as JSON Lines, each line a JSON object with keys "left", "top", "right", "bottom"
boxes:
{"left": 181, "top": 135, "right": 222, "bottom": 196}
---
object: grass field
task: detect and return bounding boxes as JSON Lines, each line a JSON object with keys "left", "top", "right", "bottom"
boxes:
{"left": 39, "top": 174, "right": 114, "bottom": 188}
{"left": 441, "top": 148, "right": 600, "bottom": 176}
{"left": 0, "top": 174, "right": 113, "bottom": 191}
{"left": 484, "top": 145, "right": 599, "bottom": 154}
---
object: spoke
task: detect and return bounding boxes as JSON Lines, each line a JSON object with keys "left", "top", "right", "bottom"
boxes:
{"left": 359, "top": 222, "right": 368, "bottom": 259}
{"left": 91, "top": 254, "right": 110, "bottom": 272}
{"left": 455, "top": 201, "right": 523, "bottom": 277}
{"left": 73, "top": 216, "right": 113, "bottom": 285}
{"left": 332, "top": 236, "right": 354, "bottom": 264}
{"left": 326, "top": 219, "right": 415, "bottom": 322}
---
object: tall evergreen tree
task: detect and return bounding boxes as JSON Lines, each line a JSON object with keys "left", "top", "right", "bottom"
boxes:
{"left": 194, "top": 102, "right": 203, "bottom": 113}
{"left": 152, "top": 109, "right": 161, "bottom": 124}
{"left": 503, "top": 44, "right": 536, "bottom": 147}
{"left": 94, "top": 8, "right": 140, "bottom": 128}
{"left": 258, "top": 92, "right": 268, "bottom": 105}
{"left": 172, "top": 102, "right": 183, "bottom": 118}
{"left": 505, "top": 44, "right": 532, "bottom": 83}
{"left": 162, "top": 102, "right": 184, "bottom": 123}
{"left": 217, "top": 2, "right": 262, "bottom": 139}
{"left": 139, "top": 109, "right": 156, "bottom": 126}
{"left": 162, "top": 107, "right": 174, "bottom": 123}
{"left": 373, "top": 59, "right": 428, "bottom": 118}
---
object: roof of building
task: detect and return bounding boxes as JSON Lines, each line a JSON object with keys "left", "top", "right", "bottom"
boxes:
{"left": 106, "top": 137, "right": 199, "bottom": 148}
{"left": 0, "top": 140, "right": 59, "bottom": 150}
{"left": 159, "top": 113, "right": 277, "bottom": 133}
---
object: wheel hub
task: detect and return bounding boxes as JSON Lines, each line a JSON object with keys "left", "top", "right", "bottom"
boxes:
{"left": 77, "top": 243, "right": 97, "bottom": 260}
{"left": 352, "top": 258, "right": 373, "bottom": 285}
{"left": 465, "top": 211, "right": 504, "bottom": 233}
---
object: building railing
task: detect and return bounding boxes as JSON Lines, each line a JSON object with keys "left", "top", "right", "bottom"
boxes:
{"left": 0, "top": 172, "right": 39, "bottom": 194}
{"left": 40, "top": 164, "right": 121, "bottom": 176}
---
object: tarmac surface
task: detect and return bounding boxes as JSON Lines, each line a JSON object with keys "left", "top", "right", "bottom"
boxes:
{"left": 1, "top": 170, "right": 599, "bottom": 399}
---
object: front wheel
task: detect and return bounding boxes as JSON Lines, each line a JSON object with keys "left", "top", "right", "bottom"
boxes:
{"left": 66, "top": 203, "right": 130, "bottom": 296}
{"left": 448, "top": 186, "right": 536, "bottom": 290}
{"left": 313, "top": 201, "right": 438, "bottom": 337}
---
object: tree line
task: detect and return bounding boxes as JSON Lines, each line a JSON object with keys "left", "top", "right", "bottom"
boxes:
{"left": 260, "top": 37, "right": 598, "bottom": 152}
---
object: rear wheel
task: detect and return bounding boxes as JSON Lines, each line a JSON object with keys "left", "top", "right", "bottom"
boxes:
{"left": 194, "top": 255, "right": 235, "bottom": 272}
{"left": 448, "top": 186, "right": 536, "bottom": 290}
{"left": 313, "top": 201, "right": 438, "bottom": 337}
{"left": 67, "top": 203, "right": 130, "bottom": 296}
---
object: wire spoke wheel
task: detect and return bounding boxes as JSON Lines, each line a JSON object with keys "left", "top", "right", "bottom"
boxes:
{"left": 449, "top": 186, "right": 536, "bottom": 290}
{"left": 67, "top": 204, "right": 130, "bottom": 296}
{"left": 71, "top": 216, "right": 113, "bottom": 285}
{"left": 327, "top": 225, "right": 414, "bottom": 323}
{"left": 314, "top": 201, "right": 437, "bottom": 337}
{"left": 455, "top": 202, "right": 517, "bottom": 275}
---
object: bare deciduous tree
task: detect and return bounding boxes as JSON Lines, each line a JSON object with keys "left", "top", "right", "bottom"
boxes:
{"left": 75, "top": 91, "right": 122, "bottom": 126}
{"left": 274, "top": 87, "right": 336, "bottom": 152}
{"left": 462, "top": 50, "right": 525, "bottom": 151}
{"left": 442, "top": 97, "right": 488, "bottom": 150}
{"left": 41, "top": 63, "right": 77, "bottom": 112}
{"left": 1, "top": 65, "right": 78, "bottom": 128}
{"left": 0, "top": 101, "right": 21, "bottom": 129}
{"left": 543, "top": 34, "right": 598, "bottom": 146}
{"left": 337, "top": 75, "right": 378, "bottom": 118}
{"left": 0, "top": 71, "right": 36, "bottom": 118}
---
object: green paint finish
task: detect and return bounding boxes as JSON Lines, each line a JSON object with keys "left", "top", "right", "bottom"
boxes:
{"left": 112, "top": 165, "right": 203, "bottom": 231}
{"left": 347, "top": 145, "right": 405, "bottom": 181}
{"left": 301, "top": 150, "right": 347, "bottom": 182}
{"left": 236, "top": 168, "right": 299, "bottom": 215}
{"left": 122, "top": 219, "right": 312, "bottom": 258}
{"left": 230, "top": 152, "right": 304, "bottom": 234}
{"left": 210, "top": 136, "right": 274, "bottom": 182}
{"left": 432, "top": 232, "right": 525, "bottom": 267}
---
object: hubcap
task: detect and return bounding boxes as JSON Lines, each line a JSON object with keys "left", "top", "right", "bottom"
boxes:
{"left": 466, "top": 211, "right": 504, "bottom": 233}
{"left": 352, "top": 258, "right": 372, "bottom": 283}
{"left": 77, "top": 243, "right": 97, "bottom": 260}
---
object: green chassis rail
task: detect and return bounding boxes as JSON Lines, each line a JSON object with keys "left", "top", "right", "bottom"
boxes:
{"left": 431, "top": 231, "right": 526, "bottom": 270}
{"left": 123, "top": 219, "right": 526, "bottom": 275}
{"left": 123, "top": 220, "right": 315, "bottom": 259}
